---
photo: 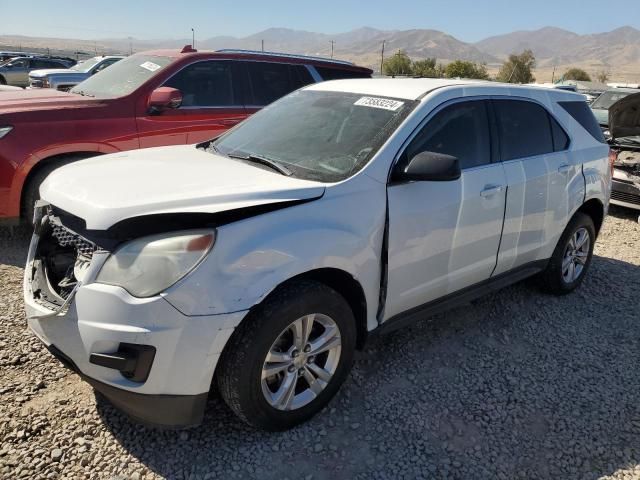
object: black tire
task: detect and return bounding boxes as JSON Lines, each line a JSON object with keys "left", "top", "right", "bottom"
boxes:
{"left": 21, "top": 155, "right": 96, "bottom": 222}
{"left": 217, "top": 280, "right": 357, "bottom": 431}
{"left": 0, "top": 76, "right": 6, "bottom": 85}
{"left": 539, "top": 212, "right": 596, "bottom": 295}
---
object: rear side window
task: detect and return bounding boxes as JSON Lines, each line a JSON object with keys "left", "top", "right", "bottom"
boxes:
{"left": 246, "top": 62, "right": 296, "bottom": 106}
{"left": 404, "top": 100, "right": 491, "bottom": 170}
{"left": 550, "top": 115, "right": 570, "bottom": 151}
{"left": 315, "top": 66, "right": 371, "bottom": 80}
{"left": 558, "top": 101, "right": 606, "bottom": 143}
{"left": 165, "top": 61, "right": 235, "bottom": 107}
{"left": 494, "top": 100, "right": 554, "bottom": 161}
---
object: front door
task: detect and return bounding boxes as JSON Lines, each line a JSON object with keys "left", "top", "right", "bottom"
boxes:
{"left": 136, "top": 60, "right": 248, "bottom": 147}
{"left": 384, "top": 99, "right": 507, "bottom": 320}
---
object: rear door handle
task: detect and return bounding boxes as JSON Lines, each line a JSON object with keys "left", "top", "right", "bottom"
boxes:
{"left": 480, "top": 185, "right": 503, "bottom": 197}
{"left": 558, "top": 164, "right": 571, "bottom": 174}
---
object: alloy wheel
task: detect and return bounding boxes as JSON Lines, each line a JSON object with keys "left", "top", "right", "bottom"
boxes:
{"left": 261, "top": 313, "right": 342, "bottom": 411}
{"left": 561, "top": 227, "right": 590, "bottom": 283}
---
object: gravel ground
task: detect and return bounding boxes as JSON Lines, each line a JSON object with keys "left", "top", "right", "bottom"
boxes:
{"left": 1, "top": 207, "right": 640, "bottom": 480}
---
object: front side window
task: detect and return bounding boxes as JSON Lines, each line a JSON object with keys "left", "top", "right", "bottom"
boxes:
{"left": 164, "top": 60, "right": 235, "bottom": 107}
{"left": 70, "top": 54, "right": 173, "bottom": 98}
{"left": 402, "top": 100, "right": 491, "bottom": 170}
{"left": 212, "top": 90, "right": 416, "bottom": 182}
{"left": 494, "top": 100, "right": 554, "bottom": 161}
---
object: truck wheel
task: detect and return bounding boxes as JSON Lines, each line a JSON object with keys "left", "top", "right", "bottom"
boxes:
{"left": 0, "top": 76, "right": 6, "bottom": 85}
{"left": 217, "top": 280, "right": 356, "bottom": 431}
{"left": 539, "top": 212, "right": 595, "bottom": 295}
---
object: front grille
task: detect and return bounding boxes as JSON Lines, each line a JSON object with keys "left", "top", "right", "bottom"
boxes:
{"left": 51, "top": 223, "right": 97, "bottom": 257}
{"left": 612, "top": 190, "right": 640, "bottom": 206}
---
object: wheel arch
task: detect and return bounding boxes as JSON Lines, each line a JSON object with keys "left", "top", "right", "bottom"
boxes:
{"left": 576, "top": 198, "right": 605, "bottom": 236}
{"left": 241, "top": 267, "right": 369, "bottom": 351}
{"left": 20, "top": 151, "right": 102, "bottom": 219}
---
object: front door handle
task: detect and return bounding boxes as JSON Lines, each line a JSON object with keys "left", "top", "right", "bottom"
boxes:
{"left": 480, "top": 185, "right": 503, "bottom": 197}
{"left": 558, "top": 164, "right": 571, "bottom": 174}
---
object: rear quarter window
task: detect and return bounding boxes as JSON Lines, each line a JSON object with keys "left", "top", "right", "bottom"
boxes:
{"left": 558, "top": 101, "right": 606, "bottom": 143}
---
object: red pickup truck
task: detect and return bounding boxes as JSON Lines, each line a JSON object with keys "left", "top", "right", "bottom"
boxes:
{"left": 0, "top": 46, "right": 372, "bottom": 224}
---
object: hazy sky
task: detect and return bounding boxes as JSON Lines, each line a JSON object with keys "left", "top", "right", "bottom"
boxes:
{"left": 1, "top": 0, "right": 639, "bottom": 42}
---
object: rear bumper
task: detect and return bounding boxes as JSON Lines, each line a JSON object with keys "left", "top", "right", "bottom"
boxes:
{"left": 611, "top": 177, "right": 640, "bottom": 211}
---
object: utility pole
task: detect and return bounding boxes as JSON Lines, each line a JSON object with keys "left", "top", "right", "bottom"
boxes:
{"left": 551, "top": 65, "right": 556, "bottom": 84}
{"left": 380, "top": 40, "right": 386, "bottom": 75}
{"left": 329, "top": 40, "right": 335, "bottom": 59}
{"left": 191, "top": 28, "right": 195, "bottom": 48}
{"left": 261, "top": 39, "right": 264, "bottom": 52}
{"left": 128, "top": 37, "right": 133, "bottom": 55}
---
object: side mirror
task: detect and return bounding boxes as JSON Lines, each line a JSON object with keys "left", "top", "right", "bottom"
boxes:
{"left": 394, "top": 151, "right": 461, "bottom": 182}
{"left": 147, "top": 87, "right": 183, "bottom": 113}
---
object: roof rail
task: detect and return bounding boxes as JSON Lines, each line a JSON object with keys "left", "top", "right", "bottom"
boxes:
{"left": 214, "top": 49, "right": 354, "bottom": 66}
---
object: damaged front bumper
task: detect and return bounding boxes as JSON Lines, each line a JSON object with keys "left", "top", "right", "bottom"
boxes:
{"left": 23, "top": 203, "right": 247, "bottom": 427}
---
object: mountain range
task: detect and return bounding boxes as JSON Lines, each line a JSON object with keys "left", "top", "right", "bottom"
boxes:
{"left": 2, "top": 25, "right": 640, "bottom": 81}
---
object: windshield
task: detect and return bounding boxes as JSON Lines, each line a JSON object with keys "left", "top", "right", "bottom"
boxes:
{"left": 212, "top": 90, "right": 416, "bottom": 182}
{"left": 592, "top": 90, "right": 636, "bottom": 110}
{"left": 71, "top": 57, "right": 101, "bottom": 72}
{"left": 70, "top": 54, "right": 172, "bottom": 98}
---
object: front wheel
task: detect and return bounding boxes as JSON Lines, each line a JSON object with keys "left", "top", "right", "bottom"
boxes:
{"left": 539, "top": 212, "right": 596, "bottom": 295}
{"left": 217, "top": 280, "right": 356, "bottom": 431}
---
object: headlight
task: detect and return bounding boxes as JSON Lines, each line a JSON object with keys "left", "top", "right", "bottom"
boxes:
{"left": 41, "top": 78, "right": 50, "bottom": 88}
{"left": 0, "top": 126, "right": 13, "bottom": 139}
{"left": 96, "top": 230, "right": 215, "bottom": 297}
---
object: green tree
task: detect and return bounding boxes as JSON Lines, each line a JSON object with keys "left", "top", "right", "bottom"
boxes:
{"left": 496, "top": 50, "right": 536, "bottom": 84}
{"left": 383, "top": 51, "right": 413, "bottom": 76}
{"left": 444, "top": 60, "right": 489, "bottom": 80}
{"left": 412, "top": 58, "right": 444, "bottom": 78}
{"left": 563, "top": 68, "right": 592, "bottom": 82}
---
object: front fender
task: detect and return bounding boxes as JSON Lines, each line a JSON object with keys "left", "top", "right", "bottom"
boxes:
{"left": 162, "top": 175, "right": 387, "bottom": 331}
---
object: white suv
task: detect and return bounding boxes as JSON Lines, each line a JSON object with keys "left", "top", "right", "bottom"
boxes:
{"left": 24, "top": 79, "right": 611, "bottom": 431}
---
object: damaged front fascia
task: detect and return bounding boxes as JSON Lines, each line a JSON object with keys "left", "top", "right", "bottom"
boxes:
{"left": 50, "top": 197, "right": 320, "bottom": 251}
{"left": 613, "top": 145, "right": 640, "bottom": 187}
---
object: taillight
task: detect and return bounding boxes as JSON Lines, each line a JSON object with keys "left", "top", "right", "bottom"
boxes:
{"left": 608, "top": 149, "right": 618, "bottom": 177}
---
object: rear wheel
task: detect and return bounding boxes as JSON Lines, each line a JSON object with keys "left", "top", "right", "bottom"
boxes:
{"left": 0, "top": 76, "right": 6, "bottom": 85}
{"left": 539, "top": 212, "right": 595, "bottom": 295}
{"left": 217, "top": 280, "right": 356, "bottom": 431}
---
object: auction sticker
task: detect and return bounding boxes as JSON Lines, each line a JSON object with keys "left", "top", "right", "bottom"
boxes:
{"left": 140, "top": 61, "right": 161, "bottom": 72}
{"left": 354, "top": 97, "right": 404, "bottom": 111}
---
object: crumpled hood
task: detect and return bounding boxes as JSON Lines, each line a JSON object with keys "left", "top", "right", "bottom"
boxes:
{"left": 609, "top": 91, "right": 640, "bottom": 139}
{"left": 40, "top": 145, "right": 326, "bottom": 230}
{"left": 0, "top": 88, "right": 97, "bottom": 114}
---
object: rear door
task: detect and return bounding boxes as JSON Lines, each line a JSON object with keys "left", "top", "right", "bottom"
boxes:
{"left": 384, "top": 99, "right": 508, "bottom": 320}
{"left": 136, "top": 60, "right": 247, "bottom": 147}
{"left": 492, "top": 98, "right": 575, "bottom": 274}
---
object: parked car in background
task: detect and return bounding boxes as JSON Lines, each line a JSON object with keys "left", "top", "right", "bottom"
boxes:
{"left": 0, "top": 51, "right": 31, "bottom": 62}
{"left": 0, "top": 46, "right": 372, "bottom": 224}
{"left": 24, "top": 79, "right": 610, "bottom": 430}
{"left": 591, "top": 87, "right": 639, "bottom": 127}
{"left": 0, "top": 56, "right": 76, "bottom": 87}
{"left": 608, "top": 91, "right": 640, "bottom": 210}
{"left": 29, "top": 55, "right": 125, "bottom": 91}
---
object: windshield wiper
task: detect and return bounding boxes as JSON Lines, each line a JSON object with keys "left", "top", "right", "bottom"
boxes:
{"left": 227, "top": 152, "right": 293, "bottom": 176}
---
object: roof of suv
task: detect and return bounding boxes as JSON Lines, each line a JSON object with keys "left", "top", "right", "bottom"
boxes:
{"left": 306, "top": 78, "right": 587, "bottom": 101}
{"left": 140, "top": 47, "right": 373, "bottom": 73}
